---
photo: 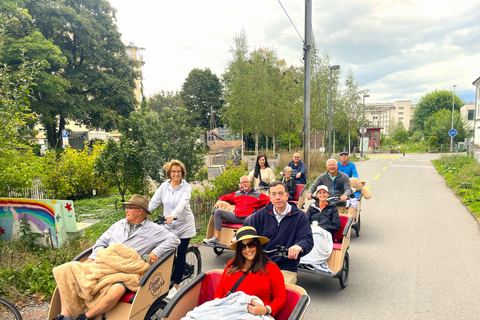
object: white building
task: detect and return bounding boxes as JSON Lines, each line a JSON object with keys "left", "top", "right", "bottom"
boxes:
{"left": 364, "top": 100, "right": 416, "bottom": 135}
{"left": 473, "top": 76, "right": 480, "bottom": 146}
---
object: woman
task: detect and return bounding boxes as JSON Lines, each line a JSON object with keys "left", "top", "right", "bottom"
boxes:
{"left": 278, "top": 166, "right": 297, "bottom": 200}
{"left": 148, "top": 159, "right": 196, "bottom": 300}
{"left": 300, "top": 185, "right": 341, "bottom": 274}
{"left": 213, "top": 226, "right": 287, "bottom": 317}
{"left": 248, "top": 154, "right": 275, "bottom": 190}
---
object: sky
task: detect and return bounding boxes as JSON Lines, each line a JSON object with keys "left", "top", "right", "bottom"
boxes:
{"left": 108, "top": 0, "right": 480, "bottom": 104}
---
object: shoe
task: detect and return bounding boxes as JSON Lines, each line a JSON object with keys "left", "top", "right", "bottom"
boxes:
{"left": 203, "top": 236, "right": 219, "bottom": 245}
{"left": 76, "top": 314, "right": 90, "bottom": 320}
{"left": 165, "top": 286, "right": 178, "bottom": 300}
{"left": 52, "top": 316, "right": 72, "bottom": 320}
{"left": 301, "top": 264, "right": 316, "bottom": 271}
{"left": 312, "top": 263, "right": 334, "bottom": 275}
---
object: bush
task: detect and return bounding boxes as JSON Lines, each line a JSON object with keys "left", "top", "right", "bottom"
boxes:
{"left": 0, "top": 147, "right": 42, "bottom": 197}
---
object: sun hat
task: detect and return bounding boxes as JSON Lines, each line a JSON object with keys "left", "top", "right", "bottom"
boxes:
{"left": 122, "top": 194, "right": 151, "bottom": 215}
{"left": 228, "top": 226, "right": 270, "bottom": 250}
{"left": 339, "top": 151, "right": 349, "bottom": 156}
{"left": 316, "top": 185, "right": 329, "bottom": 193}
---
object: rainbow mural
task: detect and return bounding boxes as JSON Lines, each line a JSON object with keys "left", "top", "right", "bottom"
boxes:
{"left": 0, "top": 198, "right": 76, "bottom": 248}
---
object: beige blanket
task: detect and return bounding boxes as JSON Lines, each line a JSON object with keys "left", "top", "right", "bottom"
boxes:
{"left": 53, "top": 243, "right": 150, "bottom": 318}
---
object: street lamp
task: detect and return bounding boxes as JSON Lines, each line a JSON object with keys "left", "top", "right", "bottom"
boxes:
{"left": 450, "top": 85, "right": 456, "bottom": 153}
{"left": 329, "top": 65, "right": 340, "bottom": 158}
{"left": 361, "top": 94, "right": 370, "bottom": 159}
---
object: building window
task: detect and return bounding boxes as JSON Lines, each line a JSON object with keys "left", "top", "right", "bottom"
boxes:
{"left": 398, "top": 107, "right": 404, "bottom": 109}
{"left": 399, "top": 117, "right": 403, "bottom": 120}
{"left": 126, "top": 50, "right": 133, "bottom": 58}
{"left": 468, "top": 110, "right": 474, "bottom": 120}
{"left": 398, "top": 112, "right": 403, "bottom": 115}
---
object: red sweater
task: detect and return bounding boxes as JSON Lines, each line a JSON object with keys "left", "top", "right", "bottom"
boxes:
{"left": 214, "top": 261, "right": 287, "bottom": 316}
{"left": 219, "top": 189, "right": 270, "bottom": 217}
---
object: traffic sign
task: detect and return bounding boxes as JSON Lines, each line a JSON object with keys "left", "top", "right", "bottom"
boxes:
{"left": 448, "top": 129, "right": 458, "bottom": 137}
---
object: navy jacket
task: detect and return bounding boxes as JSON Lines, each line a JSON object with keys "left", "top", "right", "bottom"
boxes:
{"left": 305, "top": 203, "right": 341, "bottom": 237}
{"left": 244, "top": 202, "right": 313, "bottom": 272}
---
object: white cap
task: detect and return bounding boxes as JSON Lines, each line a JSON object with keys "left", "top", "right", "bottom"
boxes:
{"left": 316, "top": 185, "right": 328, "bottom": 193}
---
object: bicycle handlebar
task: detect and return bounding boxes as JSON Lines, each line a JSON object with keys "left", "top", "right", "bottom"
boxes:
{"left": 154, "top": 216, "right": 177, "bottom": 224}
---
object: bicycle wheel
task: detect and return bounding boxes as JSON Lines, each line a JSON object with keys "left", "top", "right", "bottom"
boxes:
{"left": 0, "top": 297, "right": 22, "bottom": 320}
{"left": 179, "top": 246, "right": 202, "bottom": 290}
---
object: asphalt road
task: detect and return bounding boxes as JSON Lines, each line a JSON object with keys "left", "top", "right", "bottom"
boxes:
{"left": 197, "top": 153, "right": 480, "bottom": 319}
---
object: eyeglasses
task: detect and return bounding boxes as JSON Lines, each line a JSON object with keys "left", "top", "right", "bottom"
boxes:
{"left": 126, "top": 206, "right": 142, "bottom": 210}
{"left": 240, "top": 241, "right": 256, "bottom": 251}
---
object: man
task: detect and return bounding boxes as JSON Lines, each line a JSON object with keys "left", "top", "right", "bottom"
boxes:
{"left": 337, "top": 151, "right": 358, "bottom": 178}
{"left": 52, "top": 194, "right": 180, "bottom": 320}
{"left": 306, "top": 159, "right": 352, "bottom": 209}
{"left": 280, "top": 153, "right": 307, "bottom": 185}
{"left": 203, "top": 176, "right": 270, "bottom": 245}
{"left": 244, "top": 180, "right": 313, "bottom": 284}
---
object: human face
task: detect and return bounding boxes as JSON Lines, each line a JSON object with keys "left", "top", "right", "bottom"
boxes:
{"left": 258, "top": 157, "right": 266, "bottom": 168}
{"left": 317, "top": 189, "right": 328, "bottom": 201}
{"left": 239, "top": 177, "right": 251, "bottom": 192}
{"left": 125, "top": 205, "right": 145, "bottom": 224}
{"left": 327, "top": 160, "right": 338, "bottom": 174}
{"left": 241, "top": 238, "right": 257, "bottom": 262}
{"left": 170, "top": 165, "right": 183, "bottom": 184}
{"left": 284, "top": 170, "right": 292, "bottom": 179}
{"left": 269, "top": 184, "right": 289, "bottom": 212}
{"left": 293, "top": 153, "right": 300, "bottom": 164}
{"left": 340, "top": 154, "right": 349, "bottom": 163}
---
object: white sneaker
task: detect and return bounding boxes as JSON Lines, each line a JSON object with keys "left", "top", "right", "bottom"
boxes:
{"left": 203, "top": 236, "right": 219, "bottom": 245}
{"left": 165, "top": 287, "right": 178, "bottom": 300}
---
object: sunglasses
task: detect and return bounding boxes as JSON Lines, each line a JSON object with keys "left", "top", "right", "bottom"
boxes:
{"left": 240, "top": 240, "right": 256, "bottom": 251}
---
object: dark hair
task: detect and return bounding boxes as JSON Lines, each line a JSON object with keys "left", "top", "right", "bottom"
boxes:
{"left": 253, "top": 154, "right": 270, "bottom": 179}
{"left": 227, "top": 238, "right": 270, "bottom": 275}
{"left": 268, "top": 180, "right": 288, "bottom": 193}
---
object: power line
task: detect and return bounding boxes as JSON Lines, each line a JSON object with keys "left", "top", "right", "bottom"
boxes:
{"left": 277, "top": 0, "right": 304, "bottom": 44}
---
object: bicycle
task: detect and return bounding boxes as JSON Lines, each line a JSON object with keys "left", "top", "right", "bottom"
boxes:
{"left": 0, "top": 297, "right": 22, "bottom": 320}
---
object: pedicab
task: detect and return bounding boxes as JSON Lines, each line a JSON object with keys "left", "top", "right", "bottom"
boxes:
{"left": 48, "top": 216, "right": 202, "bottom": 320}
{"left": 160, "top": 247, "right": 310, "bottom": 320}
{"left": 297, "top": 196, "right": 354, "bottom": 288}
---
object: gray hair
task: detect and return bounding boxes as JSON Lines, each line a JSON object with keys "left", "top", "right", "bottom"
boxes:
{"left": 326, "top": 158, "right": 337, "bottom": 166}
{"left": 240, "top": 175, "right": 250, "bottom": 182}
{"left": 284, "top": 166, "right": 293, "bottom": 172}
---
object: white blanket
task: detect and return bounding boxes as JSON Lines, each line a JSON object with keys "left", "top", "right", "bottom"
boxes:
{"left": 300, "top": 224, "right": 333, "bottom": 265}
{"left": 181, "top": 291, "right": 274, "bottom": 320}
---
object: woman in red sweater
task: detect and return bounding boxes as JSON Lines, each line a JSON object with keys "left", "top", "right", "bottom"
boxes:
{"left": 214, "top": 226, "right": 287, "bottom": 317}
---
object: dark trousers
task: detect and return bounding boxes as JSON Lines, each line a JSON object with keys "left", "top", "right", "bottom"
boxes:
{"left": 173, "top": 237, "right": 191, "bottom": 285}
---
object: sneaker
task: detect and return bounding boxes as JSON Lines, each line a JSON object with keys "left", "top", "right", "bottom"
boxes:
{"left": 312, "top": 263, "right": 334, "bottom": 275}
{"left": 203, "top": 236, "right": 219, "bottom": 245}
{"left": 165, "top": 286, "right": 178, "bottom": 300}
{"left": 301, "top": 264, "right": 316, "bottom": 271}
{"left": 52, "top": 316, "right": 72, "bottom": 320}
{"left": 76, "top": 314, "right": 90, "bottom": 320}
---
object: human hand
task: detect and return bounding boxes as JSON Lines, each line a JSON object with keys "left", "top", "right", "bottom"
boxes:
{"left": 306, "top": 193, "right": 312, "bottom": 200}
{"left": 165, "top": 215, "right": 175, "bottom": 224}
{"left": 296, "top": 172, "right": 301, "bottom": 179}
{"left": 213, "top": 201, "right": 220, "bottom": 209}
{"left": 288, "top": 245, "right": 302, "bottom": 260}
{"left": 280, "top": 171, "right": 284, "bottom": 176}
{"left": 148, "top": 252, "right": 159, "bottom": 264}
{"left": 84, "top": 258, "right": 94, "bottom": 263}
{"left": 247, "top": 300, "right": 267, "bottom": 316}
{"left": 340, "top": 195, "right": 347, "bottom": 202}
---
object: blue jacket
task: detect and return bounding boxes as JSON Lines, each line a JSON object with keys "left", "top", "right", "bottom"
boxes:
{"left": 337, "top": 161, "right": 358, "bottom": 178}
{"left": 287, "top": 160, "right": 307, "bottom": 185}
{"left": 244, "top": 202, "right": 313, "bottom": 272}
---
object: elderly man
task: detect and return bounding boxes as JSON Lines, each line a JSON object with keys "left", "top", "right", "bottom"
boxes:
{"left": 280, "top": 153, "right": 307, "bottom": 185}
{"left": 244, "top": 180, "right": 313, "bottom": 284}
{"left": 203, "top": 176, "right": 270, "bottom": 245}
{"left": 337, "top": 151, "right": 358, "bottom": 178}
{"left": 306, "top": 159, "right": 352, "bottom": 210}
{"left": 52, "top": 194, "right": 180, "bottom": 320}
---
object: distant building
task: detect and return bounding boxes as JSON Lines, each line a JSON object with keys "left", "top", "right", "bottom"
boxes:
{"left": 364, "top": 100, "right": 416, "bottom": 135}
{"left": 472, "top": 76, "right": 480, "bottom": 146}
{"left": 460, "top": 102, "right": 475, "bottom": 137}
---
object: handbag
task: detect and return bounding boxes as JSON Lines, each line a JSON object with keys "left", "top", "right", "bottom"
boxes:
{"left": 258, "top": 171, "right": 269, "bottom": 188}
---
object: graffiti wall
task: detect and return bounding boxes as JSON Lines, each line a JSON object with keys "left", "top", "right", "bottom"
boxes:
{"left": 0, "top": 198, "right": 76, "bottom": 248}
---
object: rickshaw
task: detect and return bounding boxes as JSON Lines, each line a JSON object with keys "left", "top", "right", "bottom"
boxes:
{"left": 48, "top": 216, "right": 202, "bottom": 320}
{"left": 160, "top": 269, "right": 310, "bottom": 320}
{"left": 297, "top": 196, "right": 354, "bottom": 288}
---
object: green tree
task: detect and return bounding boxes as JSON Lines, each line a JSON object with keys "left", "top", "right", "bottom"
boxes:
{"left": 147, "top": 90, "right": 183, "bottom": 114}
{"left": 412, "top": 89, "right": 464, "bottom": 132}
{"left": 423, "top": 109, "right": 468, "bottom": 145}
{"left": 180, "top": 68, "right": 223, "bottom": 131}
{"left": 23, "top": 0, "right": 139, "bottom": 147}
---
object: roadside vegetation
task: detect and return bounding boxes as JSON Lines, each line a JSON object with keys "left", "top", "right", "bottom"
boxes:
{"left": 433, "top": 154, "right": 480, "bottom": 219}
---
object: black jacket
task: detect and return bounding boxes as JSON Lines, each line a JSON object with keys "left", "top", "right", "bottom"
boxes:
{"left": 305, "top": 202, "right": 341, "bottom": 236}
{"left": 278, "top": 177, "right": 297, "bottom": 198}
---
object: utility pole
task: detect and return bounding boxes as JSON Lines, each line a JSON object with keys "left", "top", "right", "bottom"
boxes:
{"left": 303, "top": 0, "right": 312, "bottom": 180}
{"left": 450, "top": 85, "right": 456, "bottom": 153}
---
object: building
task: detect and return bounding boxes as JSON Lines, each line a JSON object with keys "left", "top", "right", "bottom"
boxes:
{"left": 364, "top": 100, "right": 416, "bottom": 135}
{"left": 125, "top": 42, "right": 145, "bottom": 103}
{"left": 460, "top": 102, "right": 475, "bottom": 137}
{"left": 473, "top": 76, "right": 480, "bottom": 146}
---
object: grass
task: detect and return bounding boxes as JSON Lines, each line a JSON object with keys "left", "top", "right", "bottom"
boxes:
{"left": 433, "top": 154, "right": 480, "bottom": 219}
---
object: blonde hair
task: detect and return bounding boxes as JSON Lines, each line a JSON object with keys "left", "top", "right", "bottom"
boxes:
{"left": 284, "top": 166, "right": 293, "bottom": 173}
{"left": 163, "top": 159, "right": 187, "bottom": 179}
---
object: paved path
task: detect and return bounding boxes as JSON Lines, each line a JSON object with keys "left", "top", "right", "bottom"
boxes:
{"left": 198, "top": 153, "right": 480, "bottom": 319}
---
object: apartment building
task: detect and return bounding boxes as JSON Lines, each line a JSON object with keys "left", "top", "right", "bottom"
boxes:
{"left": 364, "top": 100, "right": 416, "bottom": 135}
{"left": 473, "top": 76, "right": 480, "bottom": 146}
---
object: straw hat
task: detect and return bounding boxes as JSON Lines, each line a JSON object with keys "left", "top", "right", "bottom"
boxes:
{"left": 228, "top": 226, "right": 269, "bottom": 250}
{"left": 122, "top": 194, "right": 151, "bottom": 215}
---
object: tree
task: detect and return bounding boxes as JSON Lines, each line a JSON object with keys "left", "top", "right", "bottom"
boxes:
{"left": 23, "top": 0, "right": 139, "bottom": 147}
{"left": 423, "top": 109, "right": 468, "bottom": 145}
{"left": 412, "top": 90, "right": 464, "bottom": 132}
{"left": 180, "top": 68, "right": 223, "bottom": 131}
{"left": 147, "top": 90, "right": 183, "bottom": 114}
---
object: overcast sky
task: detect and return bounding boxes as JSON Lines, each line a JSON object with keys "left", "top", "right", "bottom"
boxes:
{"left": 108, "top": 0, "right": 480, "bottom": 104}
